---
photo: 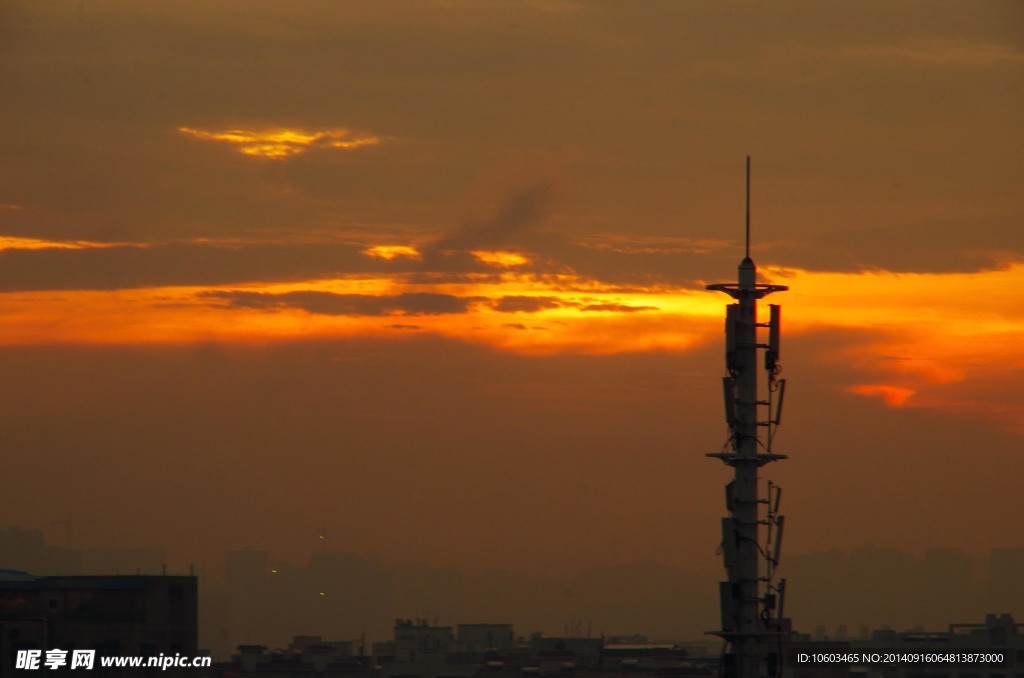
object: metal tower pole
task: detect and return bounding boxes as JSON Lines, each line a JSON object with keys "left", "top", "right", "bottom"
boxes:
{"left": 706, "top": 158, "right": 788, "bottom": 678}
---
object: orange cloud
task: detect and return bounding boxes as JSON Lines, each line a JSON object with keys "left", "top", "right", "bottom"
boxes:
{"left": 579, "top": 234, "right": 732, "bottom": 255}
{"left": 363, "top": 245, "right": 422, "bottom": 261}
{"left": 849, "top": 384, "right": 917, "bottom": 406}
{"left": 177, "top": 126, "right": 381, "bottom": 158}
{"left": 470, "top": 250, "right": 530, "bottom": 267}
{"left": 845, "top": 41, "right": 1024, "bottom": 67}
{"left": 0, "top": 236, "right": 143, "bottom": 251}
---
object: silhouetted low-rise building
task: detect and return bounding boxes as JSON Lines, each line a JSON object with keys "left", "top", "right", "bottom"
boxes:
{"left": 0, "top": 568, "right": 197, "bottom": 674}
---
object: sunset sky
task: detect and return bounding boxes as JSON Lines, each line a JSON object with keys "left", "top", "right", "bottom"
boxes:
{"left": 1, "top": 0, "right": 1022, "bottom": 585}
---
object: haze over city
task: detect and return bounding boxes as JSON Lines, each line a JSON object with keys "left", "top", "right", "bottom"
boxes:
{"left": 1, "top": 0, "right": 1022, "bottom": 637}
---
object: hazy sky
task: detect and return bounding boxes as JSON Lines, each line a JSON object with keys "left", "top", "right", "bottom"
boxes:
{"left": 1, "top": 0, "right": 1022, "bottom": 580}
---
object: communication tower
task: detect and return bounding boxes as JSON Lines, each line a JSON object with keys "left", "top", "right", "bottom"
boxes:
{"left": 706, "top": 157, "right": 789, "bottom": 678}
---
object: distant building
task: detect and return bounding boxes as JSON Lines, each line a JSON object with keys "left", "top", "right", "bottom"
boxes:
{"left": 844, "top": 612, "right": 1024, "bottom": 678}
{"left": 457, "top": 624, "right": 515, "bottom": 653}
{"left": 0, "top": 527, "right": 82, "bottom": 574}
{"left": 289, "top": 634, "right": 357, "bottom": 658}
{"left": 216, "top": 620, "right": 719, "bottom": 678}
{"left": 0, "top": 525, "right": 166, "bottom": 577}
{"left": 391, "top": 621, "right": 715, "bottom": 677}
{"left": 225, "top": 548, "right": 270, "bottom": 650}
{"left": 380, "top": 618, "right": 455, "bottom": 663}
{"left": 205, "top": 637, "right": 377, "bottom": 677}
{"left": 528, "top": 634, "right": 602, "bottom": 665}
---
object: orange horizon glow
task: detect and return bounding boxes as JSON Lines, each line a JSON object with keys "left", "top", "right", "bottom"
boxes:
{"left": 0, "top": 273, "right": 720, "bottom": 354}
{"left": 759, "top": 263, "right": 1024, "bottom": 430}
{"left": 0, "top": 261, "right": 1021, "bottom": 429}
{"left": 0, "top": 263, "right": 1020, "bottom": 354}
{"left": 759, "top": 264, "right": 1024, "bottom": 381}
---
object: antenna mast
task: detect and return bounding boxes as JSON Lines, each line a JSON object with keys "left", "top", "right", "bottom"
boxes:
{"left": 745, "top": 156, "right": 751, "bottom": 259}
{"left": 705, "top": 157, "right": 789, "bottom": 678}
